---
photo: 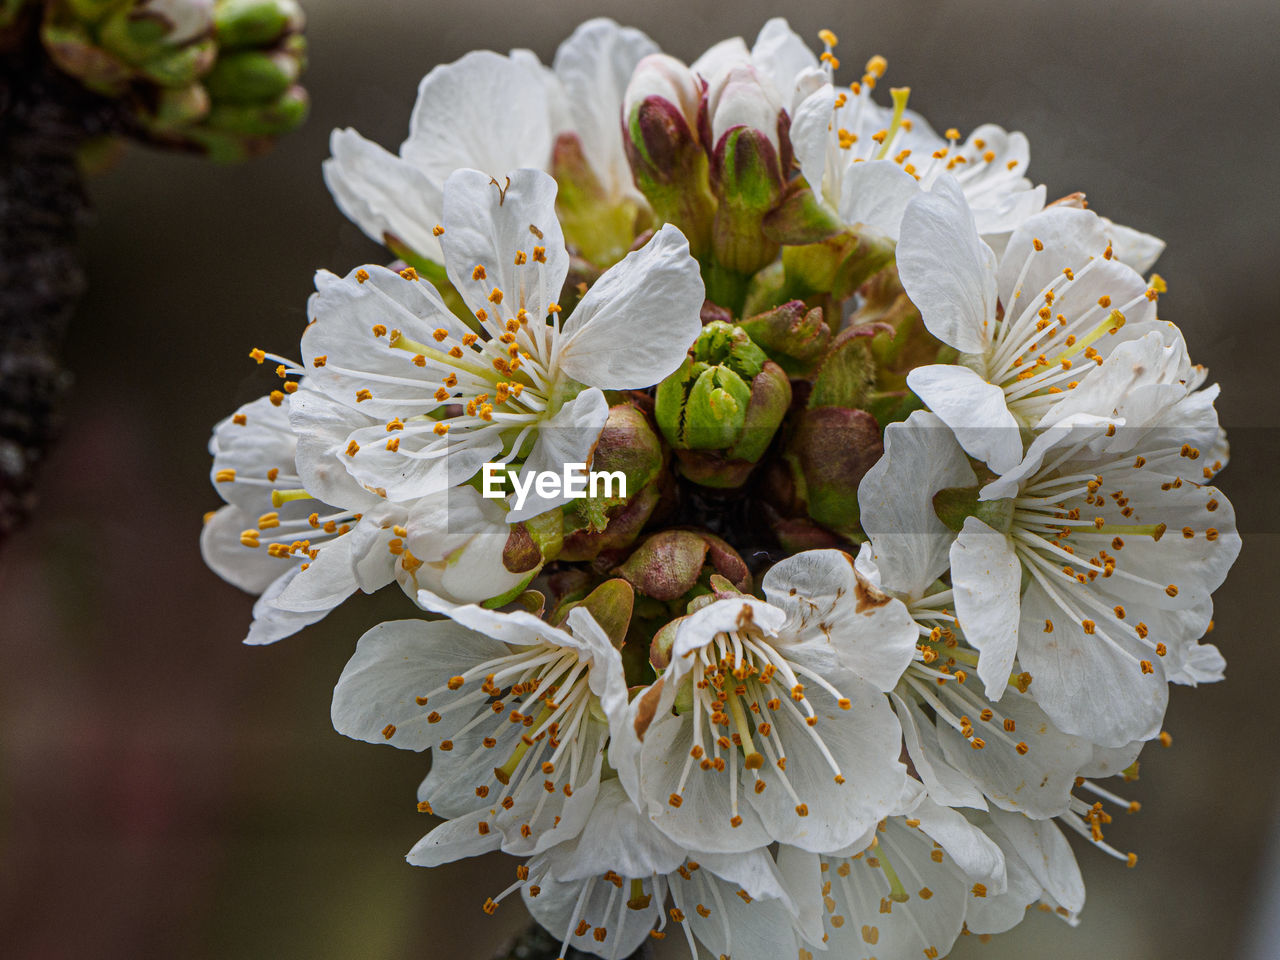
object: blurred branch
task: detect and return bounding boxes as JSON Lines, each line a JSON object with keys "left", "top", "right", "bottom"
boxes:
{"left": 0, "top": 9, "right": 138, "bottom": 542}
{"left": 493, "top": 923, "right": 651, "bottom": 960}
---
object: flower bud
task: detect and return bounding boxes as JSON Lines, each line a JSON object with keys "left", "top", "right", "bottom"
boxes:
{"left": 615, "top": 529, "right": 750, "bottom": 603}
{"left": 559, "top": 403, "right": 666, "bottom": 561}
{"left": 624, "top": 53, "right": 702, "bottom": 131}
{"left": 145, "top": 81, "right": 211, "bottom": 130}
{"left": 703, "top": 65, "right": 790, "bottom": 279}
{"left": 202, "top": 82, "right": 307, "bottom": 136}
{"left": 134, "top": 36, "right": 217, "bottom": 87}
{"left": 97, "top": 0, "right": 214, "bottom": 65}
{"left": 203, "top": 45, "right": 302, "bottom": 103}
{"left": 213, "top": 0, "right": 303, "bottom": 49}
{"left": 739, "top": 300, "right": 831, "bottom": 373}
{"left": 557, "top": 578, "right": 635, "bottom": 649}
{"left": 788, "top": 406, "right": 883, "bottom": 534}
{"left": 704, "top": 64, "right": 785, "bottom": 160}
{"left": 656, "top": 323, "right": 792, "bottom": 487}
{"left": 623, "top": 55, "right": 715, "bottom": 260}
{"left": 40, "top": 14, "right": 133, "bottom": 94}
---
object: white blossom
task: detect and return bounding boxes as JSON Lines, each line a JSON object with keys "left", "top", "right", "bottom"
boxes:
{"left": 614, "top": 552, "right": 914, "bottom": 854}
{"left": 293, "top": 167, "right": 702, "bottom": 520}
{"left": 324, "top": 19, "right": 656, "bottom": 265}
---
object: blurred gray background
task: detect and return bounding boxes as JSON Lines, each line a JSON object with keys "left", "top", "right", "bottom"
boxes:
{"left": 2, "top": 0, "right": 1278, "bottom": 957}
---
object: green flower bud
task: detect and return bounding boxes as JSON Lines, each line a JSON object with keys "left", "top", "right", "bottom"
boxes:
{"left": 807, "top": 324, "right": 880, "bottom": 410}
{"left": 203, "top": 45, "right": 301, "bottom": 102}
{"left": 684, "top": 362, "right": 751, "bottom": 450}
{"left": 213, "top": 0, "right": 303, "bottom": 49}
{"left": 623, "top": 54, "right": 716, "bottom": 261}
{"left": 691, "top": 320, "right": 767, "bottom": 380}
{"left": 739, "top": 301, "right": 831, "bottom": 374}
{"left": 40, "top": 14, "right": 133, "bottom": 94}
{"left": 561, "top": 402, "right": 665, "bottom": 537}
{"left": 203, "top": 81, "right": 306, "bottom": 135}
{"left": 98, "top": 1, "right": 213, "bottom": 66}
{"left": 135, "top": 36, "right": 216, "bottom": 87}
{"left": 144, "top": 81, "right": 211, "bottom": 130}
{"left": 563, "top": 578, "right": 635, "bottom": 649}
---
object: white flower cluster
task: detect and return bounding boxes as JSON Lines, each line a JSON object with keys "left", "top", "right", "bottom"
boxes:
{"left": 200, "top": 18, "right": 1240, "bottom": 960}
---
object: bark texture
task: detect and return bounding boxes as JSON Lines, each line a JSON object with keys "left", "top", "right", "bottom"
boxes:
{"left": 0, "top": 12, "right": 133, "bottom": 541}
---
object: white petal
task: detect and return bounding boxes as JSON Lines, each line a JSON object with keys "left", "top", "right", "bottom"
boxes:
{"left": 299, "top": 265, "right": 467, "bottom": 419}
{"left": 505, "top": 388, "right": 610, "bottom": 521}
{"left": 442, "top": 167, "right": 569, "bottom": 322}
{"left": 690, "top": 35, "right": 750, "bottom": 84}
{"left": 415, "top": 587, "right": 579, "bottom": 652}
{"left": 762, "top": 549, "right": 917, "bottom": 691}
{"left": 1099, "top": 215, "right": 1166, "bottom": 273}
{"left": 858, "top": 410, "right": 976, "bottom": 599}
{"left": 938, "top": 690, "right": 1087, "bottom": 818}
{"left": 636, "top": 706, "right": 772, "bottom": 853}
{"left": 951, "top": 517, "right": 1022, "bottom": 700}
{"left": 542, "top": 779, "right": 686, "bottom": 882}
{"left": 200, "top": 505, "right": 290, "bottom": 594}
{"left": 405, "top": 810, "right": 502, "bottom": 867}
{"left": 979, "top": 412, "right": 1114, "bottom": 501}
{"left": 553, "top": 18, "right": 658, "bottom": 200}
{"left": 556, "top": 224, "right": 704, "bottom": 389}
{"left": 668, "top": 597, "right": 787, "bottom": 672}
{"left": 745, "top": 679, "right": 905, "bottom": 852}
{"left": 323, "top": 128, "right": 445, "bottom": 262}
{"left": 330, "top": 618, "right": 510, "bottom": 751}
{"left": 891, "top": 693, "right": 988, "bottom": 810}
{"left": 907, "top": 364, "right": 1023, "bottom": 473}
{"left": 837, "top": 159, "right": 920, "bottom": 240}
{"left": 897, "top": 175, "right": 999, "bottom": 354}
{"left": 523, "top": 870, "right": 662, "bottom": 959}
{"left": 674, "top": 856, "right": 802, "bottom": 960}
{"left": 751, "top": 18, "right": 818, "bottom": 104}
{"left": 1016, "top": 581, "right": 1168, "bottom": 747}
{"left": 997, "top": 205, "right": 1110, "bottom": 309}
{"left": 401, "top": 50, "right": 553, "bottom": 181}
{"left": 244, "top": 565, "right": 333, "bottom": 646}
{"left": 271, "top": 533, "right": 360, "bottom": 613}
{"left": 789, "top": 83, "right": 836, "bottom": 205}
{"left": 987, "top": 809, "right": 1085, "bottom": 913}
{"left": 911, "top": 795, "right": 1007, "bottom": 892}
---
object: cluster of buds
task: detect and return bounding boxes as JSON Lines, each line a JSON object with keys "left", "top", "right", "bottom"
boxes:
{"left": 200, "top": 17, "right": 1238, "bottom": 960}
{"left": 8, "top": 0, "right": 307, "bottom": 160}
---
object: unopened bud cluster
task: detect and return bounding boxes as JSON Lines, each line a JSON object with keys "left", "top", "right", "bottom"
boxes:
{"left": 199, "top": 17, "right": 1239, "bottom": 960}
{"left": 5, "top": 0, "right": 307, "bottom": 160}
